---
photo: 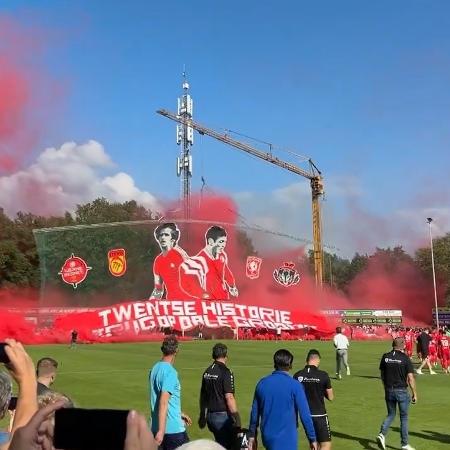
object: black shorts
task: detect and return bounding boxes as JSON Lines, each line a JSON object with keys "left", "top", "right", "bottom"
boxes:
{"left": 155, "top": 431, "right": 189, "bottom": 450}
{"left": 312, "top": 415, "right": 331, "bottom": 443}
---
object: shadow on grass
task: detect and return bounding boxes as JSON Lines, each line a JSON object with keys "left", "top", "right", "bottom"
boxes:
{"left": 391, "top": 427, "right": 450, "bottom": 444}
{"left": 332, "top": 430, "right": 397, "bottom": 449}
{"left": 354, "top": 375, "right": 380, "bottom": 380}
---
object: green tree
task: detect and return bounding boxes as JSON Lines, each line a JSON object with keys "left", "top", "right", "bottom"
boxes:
{"left": 75, "top": 198, "right": 153, "bottom": 224}
{"left": 34, "top": 198, "right": 159, "bottom": 306}
{"left": 415, "top": 233, "right": 450, "bottom": 305}
{"left": 0, "top": 240, "right": 35, "bottom": 287}
{"left": 370, "top": 246, "right": 414, "bottom": 270}
{"left": 348, "top": 252, "right": 369, "bottom": 283}
{"left": 308, "top": 250, "right": 352, "bottom": 291}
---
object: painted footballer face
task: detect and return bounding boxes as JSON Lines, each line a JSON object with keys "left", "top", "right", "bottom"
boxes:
{"left": 210, "top": 236, "right": 227, "bottom": 258}
{"left": 157, "top": 228, "right": 176, "bottom": 250}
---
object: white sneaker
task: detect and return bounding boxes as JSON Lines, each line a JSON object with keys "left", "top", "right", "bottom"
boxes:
{"left": 376, "top": 433, "right": 386, "bottom": 450}
{"left": 401, "top": 444, "right": 416, "bottom": 450}
{"left": 347, "top": 367, "right": 351, "bottom": 375}
{"left": 430, "top": 370, "right": 437, "bottom": 375}
{"left": 415, "top": 369, "right": 423, "bottom": 374}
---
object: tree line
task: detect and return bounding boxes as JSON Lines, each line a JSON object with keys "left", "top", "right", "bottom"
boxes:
{"left": 309, "top": 240, "right": 450, "bottom": 305}
{"left": 0, "top": 197, "right": 449, "bottom": 305}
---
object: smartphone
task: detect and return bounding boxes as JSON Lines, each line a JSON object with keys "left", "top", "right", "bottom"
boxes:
{"left": 54, "top": 408, "right": 129, "bottom": 450}
{"left": 0, "top": 343, "right": 10, "bottom": 364}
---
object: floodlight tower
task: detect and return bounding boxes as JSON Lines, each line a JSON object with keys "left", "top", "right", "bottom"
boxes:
{"left": 176, "top": 72, "right": 194, "bottom": 219}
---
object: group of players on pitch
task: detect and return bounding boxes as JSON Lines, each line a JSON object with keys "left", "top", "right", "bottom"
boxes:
{"left": 395, "top": 327, "right": 450, "bottom": 374}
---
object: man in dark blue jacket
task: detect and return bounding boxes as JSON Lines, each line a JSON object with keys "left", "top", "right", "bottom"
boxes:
{"left": 248, "top": 349, "right": 318, "bottom": 450}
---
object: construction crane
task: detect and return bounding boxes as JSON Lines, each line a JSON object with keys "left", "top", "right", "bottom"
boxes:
{"left": 157, "top": 108, "right": 325, "bottom": 286}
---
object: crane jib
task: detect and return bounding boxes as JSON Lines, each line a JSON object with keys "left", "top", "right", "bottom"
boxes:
{"left": 156, "top": 108, "right": 324, "bottom": 286}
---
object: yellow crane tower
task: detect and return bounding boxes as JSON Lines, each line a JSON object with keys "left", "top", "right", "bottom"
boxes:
{"left": 157, "top": 109, "right": 325, "bottom": 286}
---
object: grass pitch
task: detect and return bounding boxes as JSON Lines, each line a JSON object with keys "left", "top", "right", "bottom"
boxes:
{"left": 18, "top": 340, "right": 450, "bottom": 449}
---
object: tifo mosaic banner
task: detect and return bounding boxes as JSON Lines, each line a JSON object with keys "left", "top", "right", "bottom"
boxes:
{"left": 29, "top": 219, "right": 333, "bottom": 341}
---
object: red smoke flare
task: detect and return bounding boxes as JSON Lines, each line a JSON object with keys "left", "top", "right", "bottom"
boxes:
{"left": 0, "top": 15, "right": 56, "bottom": 174}
{"left": 0, "top": 193, "right": 442, "bottom": 343}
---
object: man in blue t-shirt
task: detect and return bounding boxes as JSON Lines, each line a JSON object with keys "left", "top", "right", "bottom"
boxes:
{"left": 248, "top": 349, "right": 318, "bottom": 450}
{"left": 149, "top": 336, "right": 192, "bottom": 450}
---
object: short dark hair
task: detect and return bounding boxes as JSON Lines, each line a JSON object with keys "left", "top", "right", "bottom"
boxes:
{"left": 212, "top": 343, "right": 228, "bottom": 360}
{"left": 161, "top": 336, "right": 179, "bottom": 356}
{"left": 36, "top": 357, "right": 58, "bottom": 377}
{"left": 154, "top": 223, "right": 180, "bottom": 243}
{"left": 273, "top": 349, "right": 293, "bottom": 371}
{"left": 306, "top": 349, "right": 321, "bottom": 362}
{"left": 336, "top": 327, "right": 342, "bottom": 334}
{"left": 205, "top": 226, "right": 227, "bottom": 243}
{"left": 393, "top": 337, "right": 405, "bottom": 349}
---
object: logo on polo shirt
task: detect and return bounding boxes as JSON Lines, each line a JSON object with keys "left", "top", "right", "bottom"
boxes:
{"left": 385, "top": 357, "right": 402, "bottom": 364}
{"left": 300, "top": 376, "right": 321, "bottom": 383}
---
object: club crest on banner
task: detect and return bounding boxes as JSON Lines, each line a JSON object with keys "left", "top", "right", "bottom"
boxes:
{"left": 246, "top": 256, "right": 262, "bottom": 279}
{"left": 108, "top": 248, "right": 127, "bottom": 277}
{"left": 273, "top": 262, "right": 300, "bottom": 287}
{"left": 58, "top": 254, "right": 92, "bottom": 289}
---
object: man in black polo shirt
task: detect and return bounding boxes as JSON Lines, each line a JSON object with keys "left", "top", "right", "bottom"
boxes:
{"left": 198, "top": 343, "right": 241, "bottom": 449}
{"left": 376, "top": 337, "right": 417, "bottom": 450}
{"left": 415, "top": 328, "right": 436, "bottom": 375}
{"left": 293, "top": 349, "right": 334, "bottom": 450}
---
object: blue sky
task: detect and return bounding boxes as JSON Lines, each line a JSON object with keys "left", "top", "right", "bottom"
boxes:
{"left": 1, "top": 0, "right": 450, "bottom": 255}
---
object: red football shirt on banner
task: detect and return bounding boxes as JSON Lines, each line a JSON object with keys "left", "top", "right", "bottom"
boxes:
{"left": 179, "top": 249, "right": 236, "bottom": 300}
{"left": 153, "top": 247, "right": 193, "bottom": 299}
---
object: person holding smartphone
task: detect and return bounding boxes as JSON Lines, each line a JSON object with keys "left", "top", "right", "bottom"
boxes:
{"left": 376, "top": 337, "right": 417, "bottom": 450}
{"left": 0, "top": 339, "right": 38, "bottom": 450}
{"left": 149, "top": 336, "right": 191, "bottom": 450}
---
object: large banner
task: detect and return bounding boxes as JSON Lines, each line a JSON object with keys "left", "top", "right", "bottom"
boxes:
{"left": 55, "top": 299, "right": 310, "bottom": 338}
{"left": 32, "top": 214, "right": 332, "bottom": 341}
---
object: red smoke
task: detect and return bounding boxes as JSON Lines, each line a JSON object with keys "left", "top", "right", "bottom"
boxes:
{"left": 0, "top": 15, "right": 56, "bottom": 174}
{"left": 346, "top": 254, "right": 443, "bottom": 324}
{"left": 156, "top": 193, "right": 335, "bottom": 330}
{"left": 0, "top": 192, "right": 442, "bottom": 343}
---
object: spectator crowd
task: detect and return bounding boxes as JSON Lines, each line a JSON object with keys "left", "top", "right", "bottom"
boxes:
{"left": 1, "top": 323, "right": 448, "bottom": 450}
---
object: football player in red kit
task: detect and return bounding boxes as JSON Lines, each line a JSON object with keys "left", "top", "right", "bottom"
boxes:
{"left": 438, "top": 330, "right": 450, "bottom": 374}
{"left": 150, "top": 222, "right": 193, "bottom": 300}
{"left": 428, "top": 333, "right": 438, "bottom": 366}
{"left": 180, "top": 226, "right": 238, "bottom": 300}
{"left": 404, "top": 328, "right": 414, "bottom": 358}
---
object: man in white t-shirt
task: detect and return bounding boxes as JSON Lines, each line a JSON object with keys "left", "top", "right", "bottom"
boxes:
{"left": 333, "top": 327, "right": 350, "bottom": 379}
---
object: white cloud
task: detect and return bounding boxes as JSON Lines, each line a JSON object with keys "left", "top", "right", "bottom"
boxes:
{"left": 395, "top": 207, "right": 450, "bottom": 235}
{"left": 0, "top": 140, "right": 161, "bottom": 217}
{"left": 272, "top": 182, "right": 310, "bottom": 208}
{"left": 325, "top": 175, "right": 363, "bottom": 199}
{"left": 234, "top": 177, "right": 449, "bottom": 257}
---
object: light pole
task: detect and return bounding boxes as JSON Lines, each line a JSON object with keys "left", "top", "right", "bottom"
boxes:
{"left": 427, "top": 218, "right": 439, "bottom": 330}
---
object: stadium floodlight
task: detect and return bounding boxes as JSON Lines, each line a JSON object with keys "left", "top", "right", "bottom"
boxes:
{"left": 427, "top": 218, "right": 439, "bottom": 330}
